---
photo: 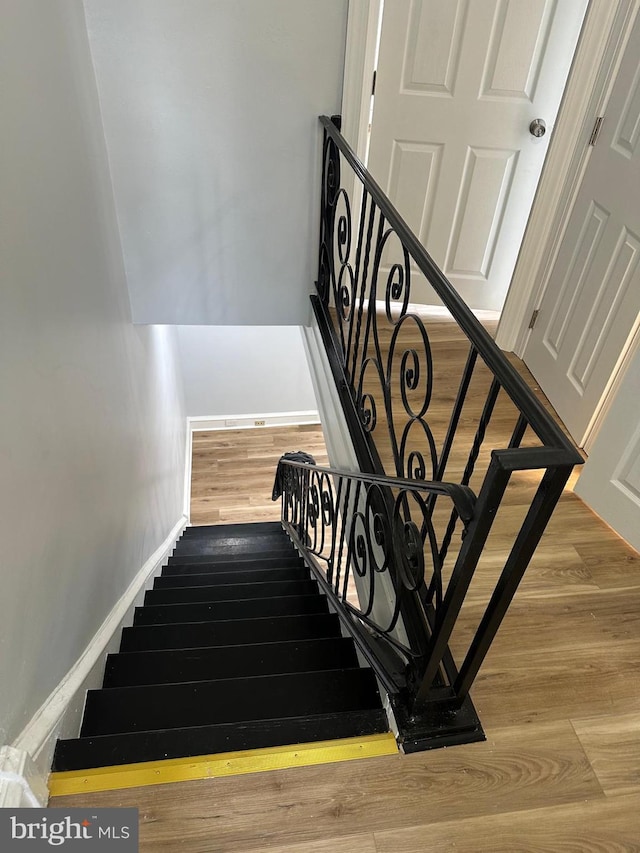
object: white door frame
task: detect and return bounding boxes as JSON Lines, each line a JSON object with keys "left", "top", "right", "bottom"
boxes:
{"left": 341, "top": 0, "right": 382, "bottom": 159}
{"left": 342, "top": 0, "right": 636, "bottom": 345}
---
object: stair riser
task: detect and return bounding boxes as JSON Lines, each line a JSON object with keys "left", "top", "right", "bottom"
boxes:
{"left": 175, "top": 529, "right": 289, "bottom": 543}
{"left": 145, "top": 579, "right": 318, "bottom": 605}
{"left": 180, "top": 521, "right": 283, "bottom": 538}
{"left": 172, "top": 536, "right": 294, "bottom": 558}
{"left": 133, "top": 595, "right": 328, "bottom": 626}
{"left": 120, "top": 613, "right": 342, "bottom": 652}
{"left": 154, "top": 567, "right": 309, "bottom": 588}
{"left": 164, "top": 555, "right": 303, "bottom": 572}
{"left": 81, "top": 670, "right": 381, "bottom": 736}
{"left": 104, "top": 638, "right": 360, "bottom": 687}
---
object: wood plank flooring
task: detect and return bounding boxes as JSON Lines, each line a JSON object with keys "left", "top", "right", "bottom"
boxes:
{"left": 189, "top": 424, "right": 329, "bottom": 525}
{"left": 51, "top": 312, "right": 640, "bottom": 851}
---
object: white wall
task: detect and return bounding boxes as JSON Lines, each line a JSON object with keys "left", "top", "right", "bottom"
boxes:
{"left": 82, "top": 0, "right": 348, "bottom": 326}
{"left": 0, "top": 1, "right": 186, "bottom": 747}
{"left": 175, "top": 326, "right": 317, "bottom": 417}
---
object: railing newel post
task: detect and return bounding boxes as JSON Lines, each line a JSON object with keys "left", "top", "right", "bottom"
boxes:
{"left": 411, "top": 453, "right": 512, "bottom": 711}
{"left": 454, "top": 464, "right": 572, "bottom": 699}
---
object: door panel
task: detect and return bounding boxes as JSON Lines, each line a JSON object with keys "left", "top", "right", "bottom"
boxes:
{"left": 524, "top": 10, "right": 640, "bottom": 445}
{"left": 575, "top": 338, "right": 640, "bottom": 551}
{"left": 612, "top": 59, "right": 640, "bottom": 158}
{"left": 402, "top": 0, "right": 467, "bottom": 96}
{"left": 569, "top": 227, "right": 639, "bottom": 391}
{"left": 368, "top": 0, "right": 588, "bottom": 311}
{"left": 480, "top": 0, "right": 553, "bottom": 102}
{"left": 544, "top": 202, "right": 609, "bottom": 357}
{"left": 446, "top": 146, "right": 518, "bottom": 278}
{"left": 387, "top": 141, "right": 443, "bottom": 243}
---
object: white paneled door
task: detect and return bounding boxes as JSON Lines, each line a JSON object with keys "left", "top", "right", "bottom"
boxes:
{"left": 523, "top": 9, "right": 640, "bottom": 446}
{"left": 367, "top": 0, "right": 588, "bottom": 311}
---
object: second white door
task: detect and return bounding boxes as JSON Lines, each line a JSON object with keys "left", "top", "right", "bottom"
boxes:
{"left": 523, "top": 7, "right": 640, "bottom": 445}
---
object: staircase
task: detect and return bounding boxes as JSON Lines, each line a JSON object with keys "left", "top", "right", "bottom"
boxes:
{"left": 52, "top": 521, "right": 389, "bottom": 774}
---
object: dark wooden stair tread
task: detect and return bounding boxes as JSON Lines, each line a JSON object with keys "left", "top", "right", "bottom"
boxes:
{"left": 180, "top": 521, "right": 283, "bottom": 537}
{"left": 120, "top": 613, "right": 343, "bottom": 651}
{"left": 53, "top": 709, "right": 389, "bottom": 771}
{"left": 104, "top": 637, "right": 360, "bottom": 687}
{"left": 171, "top": 535, "right": 297, "bottom": 559}
{"left": 164, "top": 554, "right": 304, "bottom": 571}
{"left": 145, "top": 578, "right": 319, "bottom": 604}
{"left": 154, "top": 565, "right": 309, "bottom": 588}
{"left": 132, "top": 594, "right": 329, "bottom": 625}
{"left": 54, "top": 521, "right": 389, "bottom": 772}
{"left": 80, "top": 669, "right": 382, "bottom": 736}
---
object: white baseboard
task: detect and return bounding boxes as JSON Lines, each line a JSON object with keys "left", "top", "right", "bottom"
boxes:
{"left": 0, "top": 746, "right": 47, "bottom": 808}
{"left": 187, "top": 410, "right": 320, "bottom": 432}
{"left": 6, "top": 514, "right": 187, "bottom": 804}
{"left": 183, "top": 421, "right": 193, "bottom": 522}
{"left": 301, "top": 322, "right": 358, "bottom": 471}
{"left": 374, "top": 299, "right": 500, "bottom": 326}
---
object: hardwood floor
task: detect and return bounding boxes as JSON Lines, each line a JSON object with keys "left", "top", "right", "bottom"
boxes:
{"left": 189, "top": 424, "right": 329, "bottom": 525}
{"left": 50, "top": 314, "right": 640, "bottom": 851}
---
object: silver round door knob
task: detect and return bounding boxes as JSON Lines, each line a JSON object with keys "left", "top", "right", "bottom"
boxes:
{"left": 529, "top": 118, "right": 546, "bottom": 138}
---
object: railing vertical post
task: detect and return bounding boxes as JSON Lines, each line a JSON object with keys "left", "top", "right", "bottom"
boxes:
{"left": 412, "top": 453, "right": 512, "bottom": 710}
{"left": 317, "top": 126, "right": 328, "bottom": 296}
{"left": 438, "top": 377, "right": 501, "bottom": 565}
{"left": 431, "top": 345, "right": 478, "bottom": 489}
{"left": 348, "top": 193, "right": 378, "bottom": 387}
{"left": 509, "top": 414, "right": 529, "bottom": 448}
{"left": 454, "top": 464, "right": 572, "bottom": 699}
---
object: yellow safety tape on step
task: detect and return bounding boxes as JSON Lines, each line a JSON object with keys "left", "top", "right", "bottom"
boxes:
{"left": 48, "top": 732, "right": 398, "bottom": 797}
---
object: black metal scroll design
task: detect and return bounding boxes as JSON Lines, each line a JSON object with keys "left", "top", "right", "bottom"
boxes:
{"left": 277, "top": 458, "right": 475, "bottom": 668}
{"left": 317, "top": 126, "right": 438, "bottom": 486}
{"left": 311, "top": 118, "right": 583, "bottom": 732}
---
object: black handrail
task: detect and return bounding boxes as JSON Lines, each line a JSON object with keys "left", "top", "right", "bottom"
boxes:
{"left": 274, "top": 456, "right": 477, "bottom": 696}
{"left": 275, "top": 458, "right": 477, "bottom": 522}
{"left": 319, "top": 115, "right": 581, "bottom": 465}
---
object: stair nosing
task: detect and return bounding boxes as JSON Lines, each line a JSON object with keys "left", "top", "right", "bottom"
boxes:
{"left": 163, "top": 559, "right": 303, "bottom": 572}
{"left": 124, "top": 612, "right": 337, "bottom": 629}
{"left": 150, "top": 578, "right": 317, "bottom": 592}
{"left": 155, "top": 569, "right": 309, "bottom": 583}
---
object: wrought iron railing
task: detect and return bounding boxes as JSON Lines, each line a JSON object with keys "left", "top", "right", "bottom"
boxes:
{"left": 279, "top": 115, "right": 583, "bottom": 750}
{"left": 275, "top": 458, "right": 476, "bottom": 695}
